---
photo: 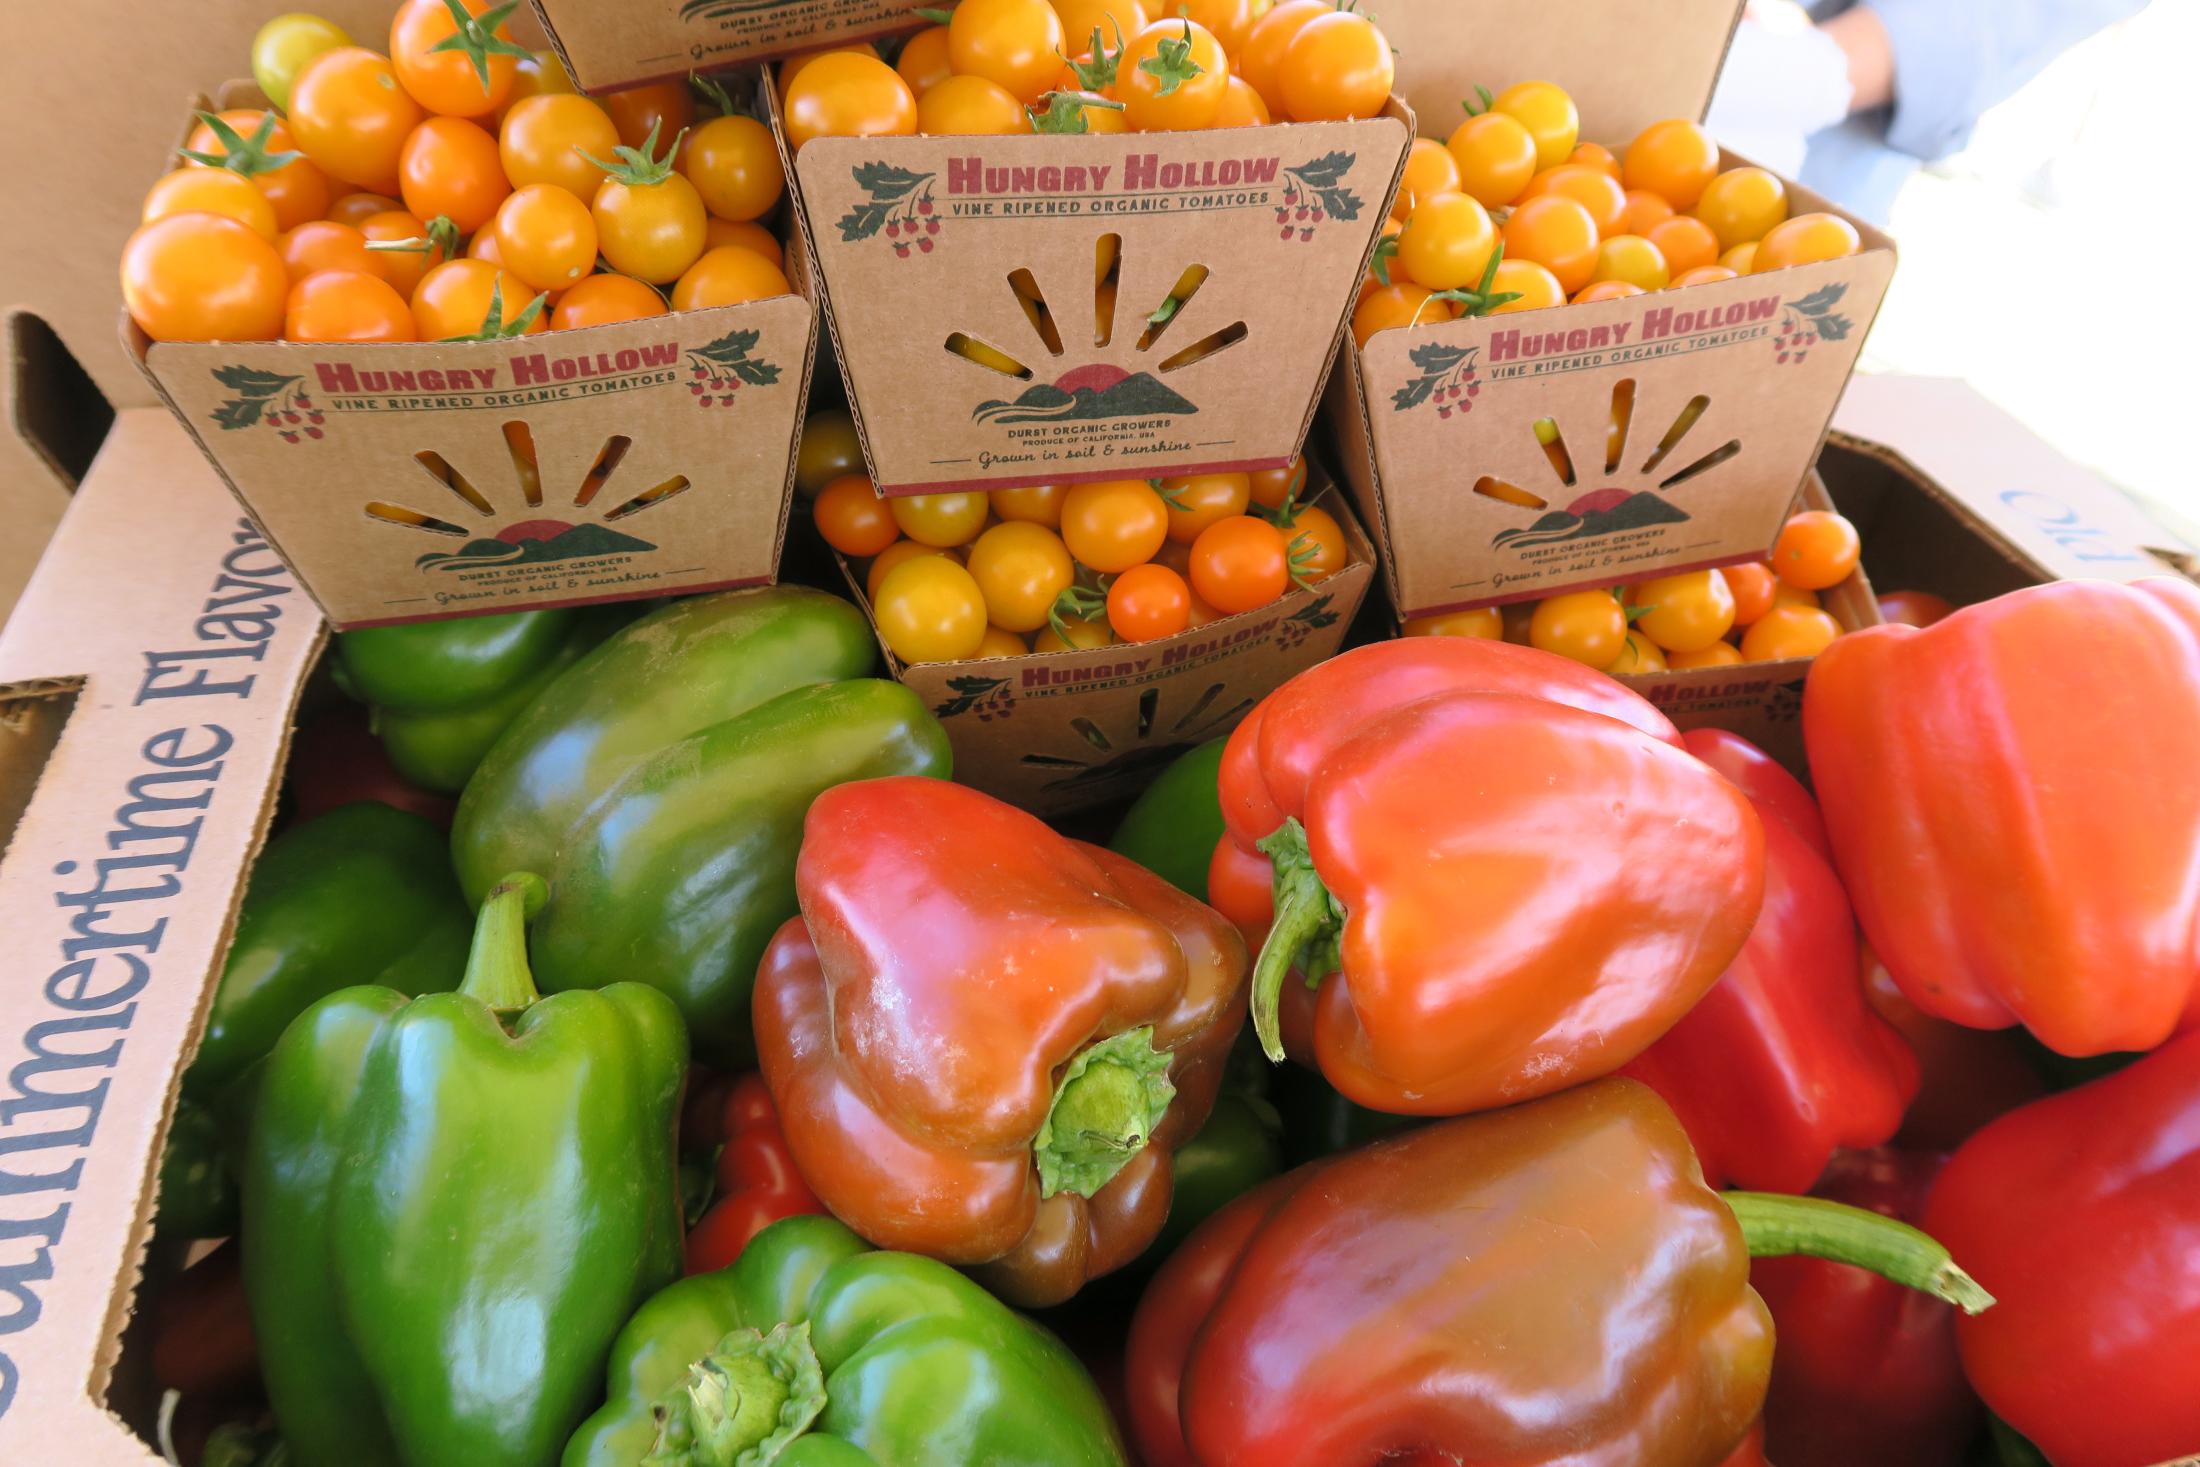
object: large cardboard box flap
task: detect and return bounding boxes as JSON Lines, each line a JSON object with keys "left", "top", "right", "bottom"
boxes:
{"left": 0, "top": 410, "right": 323, "bottom": 1460}
{"left": 531, "top": 0, "right": 926, "bottom": 93}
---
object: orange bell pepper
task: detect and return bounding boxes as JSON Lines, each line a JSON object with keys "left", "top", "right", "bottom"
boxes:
{"left": 1805, "top": 578, "right": 2200, "bottom": 1056}
{"left": 754, "top": 776, "right": 1248, "bottom": 1307}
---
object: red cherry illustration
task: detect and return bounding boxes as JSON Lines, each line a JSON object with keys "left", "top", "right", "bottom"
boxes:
{"left": 305, "top": 426, "right": 324, "bottom": 439}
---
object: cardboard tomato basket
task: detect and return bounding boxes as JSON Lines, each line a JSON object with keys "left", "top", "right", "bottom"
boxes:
{"left": 769, "top": 81, "right": 1413, "bottom": 497}
{"left": 838, "top": 479, "right": 1376, "bottom": 815}
{"left": 1326, "top": 0, "right": 1893, "bottom": 620}
{"left": 530, "top": 0, "right": 927, "bottom": 93}
{"left": 126, "top": 82, "right": 819, "bottom": 632}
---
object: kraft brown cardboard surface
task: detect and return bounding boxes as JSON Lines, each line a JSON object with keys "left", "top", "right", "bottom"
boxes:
{"left": 533, "top": 0, "right": 926, "bottom": 91}
{"left": 0, "top": 409, "right": 323, "bottom": 1461}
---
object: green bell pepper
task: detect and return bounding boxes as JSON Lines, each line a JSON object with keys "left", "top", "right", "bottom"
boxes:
{"left": 1152, "top": 1037, "right": 1283, "bottom": 1255}
{"left": 531, "top": 677, "right": 950, "bottom": 1066}
{"left": 243, "top": 873, "right": 687, "bottom": 1467}
{"left": 452, "top": 587, "right": 876, "bottom": 905}
{"left": 186, "top": 801, "right": 471, "bottom": 1099}
{"left": 335, "top": 605, "right": 630, "bottom": 793}
{"left": 1274, "top": 1060, "right": 1420, "bottom": 1166}
{"left": 565, "top": 1214, "right": 1129, "bottom": 1467}
{"left": 155, "top": 1096, "right": 239, "bottom": 1240}
{"left": 1108, "top": 739, "right": 1227, "bottom": 902}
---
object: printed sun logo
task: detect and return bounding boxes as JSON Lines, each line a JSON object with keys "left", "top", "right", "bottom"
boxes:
{"left": 683, "top": 328, "right": 781, "bottom": 409}
{"left": 208, "top": 366, "right": 325, "bottom": 445}
{"left": 1473, "top": 383, "right": 1743, "bottom": 552}
{"left": 1392, "top": 342, "right": 1483, "bottom": 422}
{"left": 837, "top": 162, "right": 941, "bottom": 258}
{"left": 1774, "top": 284, "right": 1853, "bottom": 366}
{"left": 1277, "top": 152, "right": 1363, "bottom": 243}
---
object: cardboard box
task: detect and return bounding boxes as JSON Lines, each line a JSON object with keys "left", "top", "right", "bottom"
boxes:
{"left": 127, "top": 83, "right": 819, "bottom": 632}
{"left": 1325, "top": 0, "right": 1894, "bottom": 620}
{"left": 780, "top": 85, "right": 1413, "bottom": 497}
{"left": 843, "top": 482, "right": 1377, "bottom": 815}
{"left": 531, "top": 0, "right": 926, "bottom": 93}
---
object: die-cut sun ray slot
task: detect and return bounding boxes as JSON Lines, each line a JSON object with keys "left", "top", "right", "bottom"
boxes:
{"left": 364, "top": 503, "right": 469, "bottom": 535}
{"left": 1138, "top": 266, "right": 1210, "bottom": 352}
{"left": 1606, "top": 380, "right": 1635, "bottom": 475}
{"left": 946, "top": 332, "right": 1034, "bottom": 380}
{"left": 502, "top": 421, "right": 542, "bottom": 508}
{"left": 1095, "top": 234, "right": 1122, "bottom": 347}
{"left": 1657, "top": 440, "right": 1742, "bottom": 490}
{"left": 412, "top": 450, "right": 494, "bottom": 516}
{"left": 1008, "top": 269, "right": 1064, "bottom": 356}
{"left": 605, "top": 476, "right": 693, "bottom": 521}
{"left": 1532, "top": 417, "right": 1578, "bottom": 487}
{"left": 1158, "top": 322, "right": 1247, "bottom": 373}
{"left": 573, "top": 435, "right": 632, "bottom": 509}
{"left": 1473, "top": 476, "right": 1548, "bottom": 509}
{"left": 1641, "top": 395, "right": 1710, "bottom": 476}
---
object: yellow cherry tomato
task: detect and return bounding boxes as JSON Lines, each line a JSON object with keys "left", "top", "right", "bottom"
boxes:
{"left": 1398, "top": 192, "right": 1497, "bottom": 293}
{"left": 966, "top": 521, "right": 1076, "bottom": 632}
{"left": 142, "top": 168, "right": 280, "bottom": 240}
{"left": 1740, "top": 605, "right": 1843, "bottom": 662}
{"left": 1352, "top": 282, "right": 1454, "bottom": 348}
{"left": 991, "top": 483, "right": 1069, "bottom": 526}
{"left": 492, "top": 184, "right": 598, "bottom": 293}
{"left": 950, "top": 0, "right": 1067, "bottom": 105}
{"left": 1061, "top": 480, "right": 1170, "bottom": 572}
{"left": 918, "top": 73, "right": 1031, "bottom": 135}
{"left": 670, "top": 245, "right": 792, "bottom": 310}
{"left": 796, "top": 409, "right": 866, "bottom": 498}
{"left": 1604, "top": 628, "right": 1669, "bottom": 675}
{"left": 1247, "top": 458, "right": 1306, "bottom": 512}
{"left": 1488, "top": 258, "right": 1565, "bottom": 314}
{"left": 1771, "top": 581, "right": 1822, "bottom": 612}
{"left": 1753, "top": 213, "right": 1863, "bottom": 272}
{"left": 1668, "top": 641, "right": 1745, "bottom": 670}
{"left": 1622, "top": 117, "right": 1720, "bottom": 209}
{"left": 1492, "top": 80, "right": 1579, "bottom": 169}
{"left": 1445, "top": 111, "right": 1538, "bottom": 208}
{"left": 1694, "top": 166, "right": 1789, "bottom": 250}
{"left": 784, "top": 54, "right": 919, "bottom": 151}
{"left": 1280, "top": 504, "right": 1348, "bottom": 582}
{"left": 683, "top": 114, "right": 785, "bottom": 222}
{"left": 813, "top": 474, "right": 900, "bottom": 557}
{"left": 591, "top": 142, "right": 709, "bottom": 285}
{"left": 1403, "top": 608, "right": 1504, "bottom": 639}
{"left": 1590, "top": 234, "right": 1671, "bottom": 292}
{"left": 890, "top": 491, "right": 991, "bottom": 547}
{"left": 975, "top": 626, "right": 1031, "bottom": 658}
{"left": 1572, "top": 280, "right": 1643, "bottom": 304}
{"left": 549, "top": 273, "right": 666, "bottom": 331}
{"left": 1721, "top": 241, "right": 1759, "bottom": 273}
{"left": 1120, "top": 18, "right": 1228, "bottom": 131}
{"left": 1033, "top": 614, "right": 1119, "bottom": 652}
{"left": 897, "top": 26, "right": 956, "bottom": 94}
{"left": 499, "top": 93, "right": 621, "bottom": 198}
{"left": 1502, "top": 194, "right": 1601, "bottom": 295}
{"left": 1394, "top": 138, "right": 1462, "bottom": 221}
{"left": 1771, "top": 510, "right": 1863, "bottom": 590}
{"left": 865, "top": 539, "right": 951, "bottom": 601}
{"left": 1160, "top": 473, "right": 1251, "bottom": 543}
{"left": 1277, "top": 10, "right": 1394, "bottom": 123}
{"left": 1213, "top": 76, "right": 1273, "bottom": 128}
{"left": 1631, "top": 570, "right": 1736, "bottom": 654}
{"left": 706, "top": 218, "right": 784, "bottom": 266}
{"left": 1529, "top": 590, "right": 1626, "bottom": 667}
{"left": 875, "top": 557, "right": 990, "bottom": 663}
{"left": 1647, "top": 215, "right": 1720, "bottom": 277}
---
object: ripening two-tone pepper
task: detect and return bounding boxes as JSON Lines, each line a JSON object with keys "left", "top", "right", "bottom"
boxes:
{"left": 757, "top": 777, "right": 1249, "bottom": 1307}
{"left": 682, "top": 1073, "right": 824, "bottom": 1276}
{"left": 1806, "top": 577, "right": 2200, "bottom": 1055}
{"left": 1209, "top": 638, "right": 1764, "bottom": 1115}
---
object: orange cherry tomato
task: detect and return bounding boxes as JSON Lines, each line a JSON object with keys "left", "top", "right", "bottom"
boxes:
{"left": 951, "top": 0, "right": 1067, "bottom": 105}
{"left": 1445, "top": 111, "right": 1539, "bottom": 209}
{"left": 1647, "top": 215, "right": 1720, "bottom": 277}
{"left": 1771, "top": 581, "right": 1822, "bottom": 612}
{"left": 1525, "top": 164, "right": 1626, "bottom": 237}
{"left": 278, "top": 220, "right": 381, "bottom": 282}
{"left": 1568, "top": 141, "right": 1622, "bottom": 180}
{"left": 1573, "top": 280, "right": 1644, "bottom": 303}
{"left": 1280, "top": 504, "right": 1347, "bottom": 581}
{"left": 1403, "top": 608, "right": 1504, "bottom": 639}
{"left": 1502, "top": 194, "right": 1600, "bottom": 294}
{"left": 497, "top": 50, "right": 576, "bottom": 120}
{"left": 1740, "top": 605, "right": 1843, "bottom": 662}
{"left": 601, "top": 81, "right": 696, "bottom": 152}
{"left": 1053, "top": 0, "right": 1150, "bottom": 53}
{"left": 499, "top": 93, "right": 621, "bottom": 199}
{"left": 1352, "top": 283, "right": 1454, "bottom": 348}
{"left": 142, "top": 168, "right": 279, "bottom": 241}
{"left": 965, "top": 521, "right": 1073, "bottom": 631}
{"left": 896, "top": 25, "right": 956, "bottom": 95}
{"left": 185, "top": 109, "right": 333, "bottom": 231}
{"left": 1488, "top": 258, "right": 1565, "bottom": 314}
{"left": 1621, "top": 188, "right": 1675, "bottom": 236}
{"left": 398, "top": 116, "right": 511, "bottom": 233}
{"left": 919, "top": 74, "right": 1031, "bottom": 135}
{"left": 778, "top": 44, "right": 880, "bottom": 105}
{"left": 866, "top": 539, "right": 952, "bottom": 603}
{"left": 1753, "top": 213, "right": 1862, "bottom": 272}
{"left": 684, "top": 114, "right": 786, "bottom": 220}
{"left": 1722, "top": 242, "right": 1759, "bottom": 272}
{"left": 814, "top": 474, "right": 901, "bottom": 557}
{"left": 1668, "top": 641, "right": 1745, "bottom": 670}
{"left": 874, "top": 558, "right": 989, "bottom": 663}
{"left": 1528, "top": 590, "right": 1626, "bottom": 667}
{"left": 1120, "top": 19, "right": 1228, "bottom": 131}
{"left": 1278, "top": 10, "right": 1393, "bottom": 123}
{"left": 410, "top": 257, "right": 545, "bottom": 339}
{"left": 1189, "top": 515, "right": 1290, "bottom": 614}
{"left": 785, "top": 54, "right": 919, "bottom": 150}
{"left": 1673, "top": 264, "right": 1739, "bottom": 287}
{"left": 1062, "top": 480, "right": 1170, "bottom": 572}
{"left": 327, "top": 191, "right": 402, "bottom": 227}
{"left": 1159, "top": 473, "right": 1251, "bottom": 543}
{"left": 390, "top": 0, "right": 521, "bottom": 117}
{"left": 1771, "top": 509, "right": 1863, "bottom": 589}
{"left": 1720, "top": 562, "right": 1778, "bottom": 625}
{"left": 1398, "top": 192, "right": 1497, "bottom": 292}
{"left": 977, "top": 626, "right": 1033, "bottom": 658}
{"left": 1591, "top": 234, "right": 1670, "bottom": 291}
{"left": 592, "top": 144, "right": 709, "bottom": 286}
{"left": 1248, "top": 458, "right": 1306, "bottom": 512}
{"left": 1604, "top": 629, "right": 1669, "bottom": 676}
{"left": 1492, "top": 80, "right": 1579, "bottom": 169}
{"left": 121, "top": 214, "right": 289, "bottom": 342}
{"left": 889, "top": 491, "right": 991, "bottom": 548}
{"left": 991, "top": 483, "right": 1069, "bottom": 526}
{"left": 357, "top": 209, "right": 446, "bottom": 294}
{"left": 670, "top": 245, "right": 792, "bottom": 310}
{"left": 1394, "top": 138, "right": 1462, "bottom": 221}
{"left": 1632, "top": 569, "right": 1736, "bottom": 654}
{"left": 1877, "top": 589, "right": 1956, "bottom": 628}
{"left": 289, "top": 49, "right": 425, "bottom": 193}
{"left": 493, "top": 185, "right": 598, "bottom": 293}
{"left": 1173, "top": 0, "right": 1259, "bottom": 54}
{"left": 284, "top": 269, "right": 417, "bottom": 342}
{"left": 1238, "top": 0, "right": 1327, "bottom": 112}
{"left": 1213, "top": 76, "right": 1273, "bottom": 128}
{"left": 1623, "top": 117, "right": 1720, "bottom": 209}
{"left": 549, "top": 273, "right": 667, "bottom": 330}
{"left": 1695, "top": 166, "right": 1789, "bottom": 250}
{"left": 1108, "top": 563, "right": 1193, "bottom": 641}
{"left": 706, "top": 218, "right": 785, "bottom": 266}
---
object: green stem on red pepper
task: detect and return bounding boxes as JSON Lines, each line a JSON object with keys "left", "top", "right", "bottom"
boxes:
{"left": 1249, "top": 818, "right": 1347, "bottom": 1062}
{"left": 1035, "top": 1026, "right": 1176, "bottom": 1199}
{"left": 1724, "top": 1190, "right": 1995, "bottom": 1314}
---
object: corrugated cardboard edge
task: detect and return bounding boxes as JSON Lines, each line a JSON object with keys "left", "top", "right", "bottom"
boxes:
{"left": 0, "top": 409, "right": 323, "bottom": 1461}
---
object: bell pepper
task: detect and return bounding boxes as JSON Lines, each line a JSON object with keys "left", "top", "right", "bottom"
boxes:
{"left": 1804, "top": 578, "right": 2200, "bottom": 1055}
{"left": 527, "top": 675, "right": 950, "bottom": 1066}
{"left": 334, "top": 604, "right": 629, "bottom": 793}
{"left": 1922, "top": 1028, "right": 2200, "bottom": 1467}
{"left": 1719, "top": 1422, "right": 1771, "bottom": 1467}
{"left": 186, "top": 800, "right": 471, "bottom": 1099}
{"left": 683, "top": 1073, "right": 824, "bottom": 1275}
{"left": 1124, "top": 1077, "right": 1991, "bottom": 1467}
{"left": 566, "top": 1213, "right": 1129, "bottom": 1466}
{"left": 154, "top": 1096, "right": 239, "bottom": 1239}
{"left": 1679, "top": 727, "right": 1831, "bottom": 862}
{"left": 242, "top": 872, "right": 687, "bottom": 1467}
{"left": 1151, "top": 1037, "right": 1283, "bottom": 1256}
{"left": 284, "top": 707, "right": 454, "bottom": 830}
{"left": 755, "top": 776, "right": 1249, "bottom": 1308}
{"left": 1752, "top": 1148, "right": 1978, "bottom": 1467}
{"left": 1213, "top": 637, "right": 1763, "bottom": 1115}
{"left": 1110, "top": 738, "right": 1228, "bottom": 903}
{"left": 1270, "top": 1060, "right": 1418, "bottom": 1165}
{"left": 1862, "top": 946, "right": 2045, "bottom": 1151}
{"left": 452, "top": 587, "right": 875, "bottom": 904}
{"left": 1619, "top": 731, "right": 1918, "bottom": 1192}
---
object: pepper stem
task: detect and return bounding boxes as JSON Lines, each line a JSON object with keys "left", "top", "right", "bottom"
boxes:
{"left": 1725, "top": 1191, "right": 1995, "bottom": 1315}
{"left": 1247, "top": 819, "right": 1345, "bottom": 1063}
{"left": 460, "top": 872, "right": 548, "bottom": 1015}
{"left": 1034, "top": 1027, "right": 1176, "bottom": 1200}
{"left": 643, "top": 1321, "right": 825, "bottom": 1467}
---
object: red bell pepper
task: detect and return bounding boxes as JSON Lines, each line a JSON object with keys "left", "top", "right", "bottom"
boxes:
{"left": 1805, "top": 578, "right": 2200, "bottom": 1056}
{"left": 1619, "top": 731, "right": 1917, "bottom": 1192}
{"left": 680, "top": 1072, "right": 821, "bottom": 1274}
{"left": 1753, "top": 1148, "right": 1979, "bottom": 1467}
{"left": 1212, "top": 638, "right": 1764, "bottom": 1116}
{"left": 1923, "top": 1029, "right": 2200, "bottom": 1467}
{"left": 755, "top": 776, "right": 1248, "bottom": 1307}
{"left": 1862, "top": 945, "right": 2045, "bottom": 1151}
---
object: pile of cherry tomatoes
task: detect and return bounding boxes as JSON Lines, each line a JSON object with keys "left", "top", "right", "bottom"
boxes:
{"left": 1403, "top": 507, "right": 1893, "bottom": 673}
{"left": 1356, "top": 79, "right": 1864, "bottom": 345}
{"left": 121, "top": 1, "right": 793, "bottom": 344}
{"left": 780, "top": 0, "right": 1392, "bottom": 148}
{"left": 803, "top": 428, "right": 1348, "bottom": 662}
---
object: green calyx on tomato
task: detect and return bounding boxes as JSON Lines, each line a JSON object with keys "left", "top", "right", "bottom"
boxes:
{"left": 1137, "top": 20, "right": 1206, "bottom": 95}
{"left": 443, "top": 274, "right": 547, "bottom": 341}
{"left": 1425, "top": 241, "right": 1523, "bottom": 319}
{"left": 365, "top": 212, "right": 461, "bottom": 262}
{"left": 1034, "top": 1026, "right": 1177, "bottom": 1200}
{"left": 181, "top": 111, "right": 302, "bottom": 178}
{"left": 580, "top": 117, "right": 688, "bottom": 188}
{"left": 1049, "top": 583, "right": 1109, "bottom": 644}
{"left": 425, "top": 0, "right": 532, "bottom": 92}
{"left": 1030, "top": 90, "right": 1126, "bottom": 134}
{"left": 1066, "top": 25, "right": 1127, "bottom": 90}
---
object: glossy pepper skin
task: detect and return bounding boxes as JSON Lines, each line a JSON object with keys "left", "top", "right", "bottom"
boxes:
{"left": 335, "top": 604, "right": 628, "bottom": 793}
{"left": 452, "top": 587, "right": 875, "bottom": 905}
{"left": 683, "top": 1073, "right": 823, "bottom": 1275}
{"left": 1150, "top": 1038, "right": 1283, "bottom": 1256}
{"left": 1805, "top": 578, "right": 2200, "bottom": 1055}
{"left": 186, "top": 801, "right": 471, "bottom": 1099}
{"left": 154, "top": 1097, "right": 239, "bottom": 1239}
{"left": 530, "top": 676, "right": 950, "bottom": 1067}
{"left": 1620, "top": 730, "right": 1918, "bottom": 1192}
{"left": 566, "top": 1214, "right": 1129, "bottom": 1466}
{"left": 1753, "top": 1148, "right": 1978, "bottom": 1467}
{"left": 1125, "top": 1079, "right": 1773, "bottom": 1467}
{"left": 1922, "top": 1030, "right": 2200, "bottom": 1467}
{"left": 1214, "top": 638, "right": 1763, "bottom": 1115}
{"left": 243, "top": 873, "right": 687, "bottom": 1467}
{"left": 756, "top": 777, "right": 1249, "bottom": 1308}
{"left": 1862, "top": 946, "right": 2045, "bottom": 1152}
{"left": 1109, "top": 738, "right": 1228, "bottom": 902}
